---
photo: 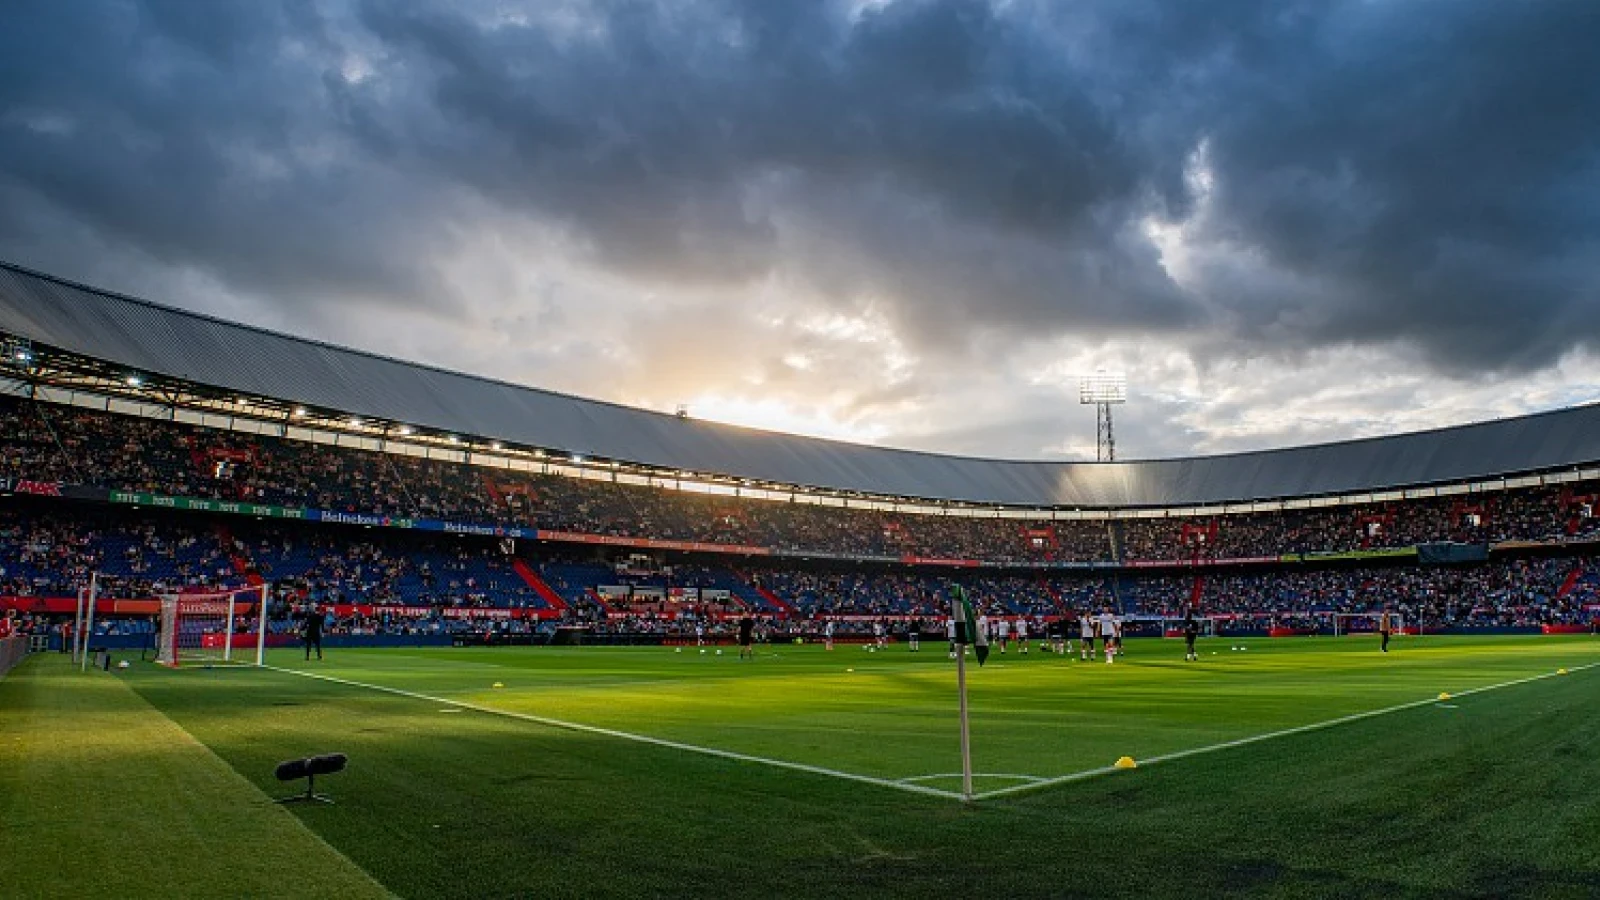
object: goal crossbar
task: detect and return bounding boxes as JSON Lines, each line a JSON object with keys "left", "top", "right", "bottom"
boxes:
{"left": 1330, "top": 611, "right": 1406, "bottom": 637}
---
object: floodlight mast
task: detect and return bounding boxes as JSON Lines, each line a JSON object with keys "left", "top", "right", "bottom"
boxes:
{"left": 1077, "top": 372, "right": 1127, "bottom": 462}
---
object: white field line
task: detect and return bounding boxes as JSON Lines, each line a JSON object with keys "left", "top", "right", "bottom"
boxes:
{"left": 898, "top": 773, "right": 1045, "bottom": 785}
{"left": 973, "top": 661, "right": 1600, "bottom": 801}
{"left": 262, "top": 665, "right": 962, "bottom": 801}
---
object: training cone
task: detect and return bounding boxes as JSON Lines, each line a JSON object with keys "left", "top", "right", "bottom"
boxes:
{"left": 1558, "top": 668, "right": 1569, "bottom": 675}
{"left": 492, "top": 682, "right": 505, "bottom": 689}
{"left": 1114, "top": 756, "right": 1137, "bottom": 769}
{"left": 1437, "top": 692, "right": 1451, "bottom": 701}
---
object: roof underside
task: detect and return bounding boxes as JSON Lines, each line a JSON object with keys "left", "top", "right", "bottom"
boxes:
{"left": 2, "top": 261, "right": 1597, "bottom": 507}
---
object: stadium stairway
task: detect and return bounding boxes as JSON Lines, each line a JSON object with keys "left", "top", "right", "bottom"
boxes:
{"left": 511, "top": 559, "right": 568, "bottom": 613}
{"left": 213, "top": 523, "right": 266, "bottom": 588}
{"left": 1039, "top": 579, "right": 1065, "bottom": 612}
{"left": 187, "top": 446, "right": 212, "bottom": 479}
{"left": 1106, "top": 520, "right": 1125, "bottom": 563}
{"left": 482, "top": 474, "right": 505, "bottom": 507}
{"left": 1190, "top": 575, "right": 1206, "bottom": 610}
{"left": 1556, "top": 564, "right": 1583, "bottom": 600}
{"left": 1571, "top": 565, "right": 1600, "bottom": 603}
{"left": 750, "top": 583, "right": 794, "bottom": 615}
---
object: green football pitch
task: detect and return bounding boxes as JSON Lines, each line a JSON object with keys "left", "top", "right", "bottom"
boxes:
{"left": 5, "top": 635, "right": 1600, "bottom": 898}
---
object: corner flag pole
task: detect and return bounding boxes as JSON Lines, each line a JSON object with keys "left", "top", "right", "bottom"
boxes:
{"left": 956, "top": 635, "right": 973, "bottom": 801}
{"left": 950, "top": 584, "right": 987, "bottom": 802}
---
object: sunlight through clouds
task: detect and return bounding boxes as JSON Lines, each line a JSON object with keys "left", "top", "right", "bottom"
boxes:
{"left": 2, "top": 0, "right": 1598, "bottom": 462}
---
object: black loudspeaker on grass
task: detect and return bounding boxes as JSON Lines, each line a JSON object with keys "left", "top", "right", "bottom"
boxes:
{"left": 274, "top": 753, "right": 348, "bottom": 804}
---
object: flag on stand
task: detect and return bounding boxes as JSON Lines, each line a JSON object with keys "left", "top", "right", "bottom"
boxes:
{"left": 951, "top": 584, "right": 989, "bottom": 666}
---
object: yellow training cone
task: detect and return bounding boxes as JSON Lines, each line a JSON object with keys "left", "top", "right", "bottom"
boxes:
{"left": 1114, "top": 756, "right": 1137, "bottom": 769}
{"left": 1558, "top": 668, "right": 1568, "bottom": 675}
{"left": 492, "top": 682, "right": 505, "bottom": 688}
{"left": 1437, "top": 692, "right": 1451, "bottom": 701}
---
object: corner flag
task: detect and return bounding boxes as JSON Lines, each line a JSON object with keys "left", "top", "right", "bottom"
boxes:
{"left": 952, "top": 585, "right": 989, "bottom": 666}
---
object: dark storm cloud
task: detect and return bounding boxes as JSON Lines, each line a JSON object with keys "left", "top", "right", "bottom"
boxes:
{"left": 348, "top": 0, "right": 1194, "bottom": 335}
{"left": 0, "top": 0, "right": 458, "bottom": 311}
{"left": 1174, "top": 1, "right": 1600, "bottom": 373}
{"left": 2, "top": 0, "right": 1598, "bottom": 372}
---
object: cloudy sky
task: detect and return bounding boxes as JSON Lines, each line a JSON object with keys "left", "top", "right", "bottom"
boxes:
{"left": 3, "top": 0, "right": 1599, "bottom": 462}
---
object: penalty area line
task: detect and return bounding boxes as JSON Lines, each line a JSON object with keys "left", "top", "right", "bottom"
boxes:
{"left": 974, "top": 661, "right": 1600, "bottom": 802}
{"left": 262, "top": 665, "right": 963, "bottom": 802}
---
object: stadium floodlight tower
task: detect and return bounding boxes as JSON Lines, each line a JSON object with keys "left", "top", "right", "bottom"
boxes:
{"left": 1078, "top": 371, "right": 1127, "bottom": 462}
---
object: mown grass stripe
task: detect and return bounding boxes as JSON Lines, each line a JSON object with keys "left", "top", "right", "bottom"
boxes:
{"left": 264, "top": 664, "right": 965, "bottom": 801}
{"left": 0, "top": 655, "right": 396, "bottom": 899}
{"left": 974, "top": 661, "right": 1600, "bottom": 800}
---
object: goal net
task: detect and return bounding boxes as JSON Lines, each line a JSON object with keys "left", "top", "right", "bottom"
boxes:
{"left": 1330, "top": 611, "right": 1406, "bottom": 637}
{"left": 155, "top": 585, "right": 269, "bottom": 668}
{"left": 1160, "top": 616, "right": 1218, "bottom": 637}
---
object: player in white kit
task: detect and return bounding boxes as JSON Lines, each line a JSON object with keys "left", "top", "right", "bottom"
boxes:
{"left": 1014, "top": 617, "right": 1029, "bottom": 654}
{"left": 1099, "top": 609, "right": 1117, "bottom": 663}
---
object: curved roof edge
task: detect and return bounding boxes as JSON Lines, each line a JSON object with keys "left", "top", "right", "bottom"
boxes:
{"left": 2, "top": 260, "right": 1598, "bottom": 507}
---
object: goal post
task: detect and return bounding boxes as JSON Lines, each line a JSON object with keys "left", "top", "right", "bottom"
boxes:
{"left": 254, "top": 582, "right": 270, "bottom": 666}
{"left": 1156, "top": 616, "right": 1218, "bottom": 637}
{"left": 155, "top": 584, "right": 269, "bottom": 668}
{"left": 1331, "top": 611, "right": 1406, "bottom": 637}
{"left": 78, "top": 572, "right": 100, "bottom": 672}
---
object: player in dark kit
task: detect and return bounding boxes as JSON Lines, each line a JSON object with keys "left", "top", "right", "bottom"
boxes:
{"left": 301, "top": 602, "right": 324, "bottom": 661}
{"left": 1183, "top": 614, "right": 1200, "bottom": 661}
{"left": 737, "top": 614, "right": 755, "bottom": 660}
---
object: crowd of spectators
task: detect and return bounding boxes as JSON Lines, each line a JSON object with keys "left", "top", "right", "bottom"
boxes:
{"left": 756, "top": 570, "right": 936, "bottom": 616}
{"left": 0, "top": 508, "right": 236, "bottom": 599}
{"left": 4, "top": 503, "right": 1593, "bottom": 639}
{"left": 239, "top": 525, "right": 541, "bottom": 611}
{"left": 1124, "top": 557, "right": 1597, "bottom": 629}
{"left": 3, "top": 396, "right": 1600, "bottom": 568}
{"left": 1115, "top": 491, "right": 1599, "bottom": 562}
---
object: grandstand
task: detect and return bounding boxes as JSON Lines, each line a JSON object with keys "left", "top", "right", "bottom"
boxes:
{"left": 3, "top": 263, "right": 1600, "bottom": 899}
{"left": 1, "top": 261, "right": 1599, "bottom": 643}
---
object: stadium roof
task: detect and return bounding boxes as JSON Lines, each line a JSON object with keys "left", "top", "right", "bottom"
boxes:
{"left": 2, "top": 260, "right": 1599, "bottom": 508}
